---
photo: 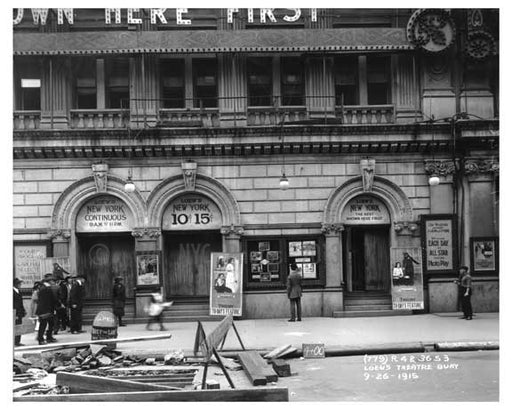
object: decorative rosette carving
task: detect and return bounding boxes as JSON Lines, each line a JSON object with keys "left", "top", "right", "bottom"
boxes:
{"left": 465, "top": 30, "right": 497, "bottom": 60}
{"left": 407, "top": 9, "right": 455, "bottom": 53}
{"left": 220, "top": 225, "right": 244, "bottom": 236}
{"left": 48, "top": 229, "right": 72, "bottom": 240}
{"left": 131, "top": 228, "right": 161, "bottom": 239}
{"left": 464, "top": 159, "right": 499, "bottom": 175}
{"left": 321, "top": 223, "right": 344, "bottom": 235}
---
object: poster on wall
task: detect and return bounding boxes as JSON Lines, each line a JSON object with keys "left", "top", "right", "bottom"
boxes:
{"left": 210, "top": 252, "right": 243, "bottom": 316}
{"left": 136, "top": 252, "right": 160, "bottom": 287}
{"left": 421, "top": 214, "right": 457, "bottom": 274}
{"left": 470, "top": 237, "right": 498, "bottom": 274}
{"left": 13, "top": 243, "right": 48, "bottom": 289}
{"left": 390, "top": 247, "right": 424, "bottom": 310}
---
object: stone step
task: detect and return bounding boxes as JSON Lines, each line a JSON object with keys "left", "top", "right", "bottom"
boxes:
{"left": 344, "top": 299, "right": 391, "bottom": 306}
{"left": 344, "top": 304, "right": 393, "bottom": 311}
{"left": 333, "top": 310, "right": 413, "bottom": 318}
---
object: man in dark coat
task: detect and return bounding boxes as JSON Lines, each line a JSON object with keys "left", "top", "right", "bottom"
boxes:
{"left": 286, "top": 263, "right": 303, "bottom": 322}
{"left": 112, "top": 276, "right": 126, "bottom": 327}
{"left": 36, "top": 275, "right": 58, "bottom": 345}
{"left": 13, "top": 278, "right": 26, "bottom": 346}
{"left": 69, "top": 276, "right": 86, "bottom": 334}
{"left": 55, "top": 277, "right": 70, "bottom": 332}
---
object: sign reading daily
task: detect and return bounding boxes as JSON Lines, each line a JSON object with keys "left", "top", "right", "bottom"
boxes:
{"left": 341, "top": 195, "right": 390, "bottom": 225}
{"left": 425, "top": 219, "right": 453, "bottom": 271}
{"left": 76, "top": 195, "right": 133, "bottom": 232}
{"left": 163, "top": 195, "right": 222, "bottom": 231}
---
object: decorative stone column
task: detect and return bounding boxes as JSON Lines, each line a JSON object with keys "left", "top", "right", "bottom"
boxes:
{"left": 320, "top": 223, "right": 344, "bottom": 316}
{"left": 218, "top": 53, "right": 247, "bottom": 127}
{"left": 131, "top": 227, "right": 162, "bottom": 316}
{"left": 40, "top": 56, "right": 72, "bottom": 129}
{"left": 47, "top": 229, "right": 72, "bottom": 267}
{"left": 220, "top": 225, "right": 244, "bottom": 253}
{"left": 424, "top": 160, "right": 456, "bottom": 214}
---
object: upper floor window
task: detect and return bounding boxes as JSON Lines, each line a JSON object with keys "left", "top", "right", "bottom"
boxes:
{"left": 281, "top": 57, "right": 305, "bottom": 106}
{"left": 335, "top": 55, "right": 391, "bottom": 106}
{"left": 75, "top": 58, "right": 96, "bottom": 109}
{"left": 247, "top": 57, "right": 273, "bottom": 106}
{"left": 161, "top": 59, "right": 185, "bottom": 109}
{"left": 14, "top": 57, "right": 40, "bottom": 111}
{"left": 106, "top": 58, "right": 130, "bottom": 109}
{"left": 193, "top": 58, "right": 218, "bottom": 108}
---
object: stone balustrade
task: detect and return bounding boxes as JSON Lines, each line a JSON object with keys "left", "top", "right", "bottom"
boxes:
{"left": 13, "top": 111, "right": 41, "bottom": 130}
{"left": 158, "top": 109, "right": 220, "bottom": 128}
{"left": 69, "top": 109, "right": 130, "bottom": 129}
{"left": 247, "top": 107, "right": 308, "bottom": 126}
{"left": 337, "top": 105, "right": 395, "bottom": 124}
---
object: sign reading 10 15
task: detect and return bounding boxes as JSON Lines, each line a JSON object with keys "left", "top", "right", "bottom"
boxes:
{"left": 163, "top": 194, "right": 222, "bottom": 231}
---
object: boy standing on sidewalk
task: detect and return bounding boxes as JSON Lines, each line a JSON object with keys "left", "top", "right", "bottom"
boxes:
{"left": 287, "top": 263, "right": 303, "bottom": 322}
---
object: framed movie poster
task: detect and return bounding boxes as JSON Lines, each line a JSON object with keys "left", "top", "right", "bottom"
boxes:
{"left": 470, "top": 237, "right": 498, "bottom": 274}
{"left": 421, "top": 214, "right": 458, "bottom": 274}
{"left": 136, "top": 252, "right": 160, "bottom": 287}
{"left": 210, "top": 252, "right": 243, "bottom": 316}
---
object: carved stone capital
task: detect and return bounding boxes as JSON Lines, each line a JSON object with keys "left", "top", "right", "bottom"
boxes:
{"left": 92, "top": 162, "right": 109, "bottom": 193}
{"left": 48, "top": 229, "right": 72, "bottom": 241}
{"left": 131, "top": 228, "right": 162, "bottom": 239}
{"left": 424, "top": 160, "right": 456, "bottom": 176}
{"left": 394, "top": 221, "right": 420, "bottom": 236}
{"left": 182, "top": 161, "right": 197, "bottom": 191}
{"left": 464, "top": 159, "right": 499, "bottom": 175}
{"left": 321, "top": 223, "right": 344, "bottom": 235}
{"left": 220, "top": 225, "right": 244, "bottom": 236}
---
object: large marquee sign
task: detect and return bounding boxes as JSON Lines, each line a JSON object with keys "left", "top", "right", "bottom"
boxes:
{"left": 341, "top": 195, "right": 390, "bottom": 225}
{"left": 162, "top": 194, "right": 222, "bottom": 231}
{"left": 76, "top": 195, "right": 133, "bottom": 232}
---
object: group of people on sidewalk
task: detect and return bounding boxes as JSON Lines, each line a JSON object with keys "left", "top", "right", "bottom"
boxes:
{"left": 13, "top": 265, "right": 86, "bottom": 346}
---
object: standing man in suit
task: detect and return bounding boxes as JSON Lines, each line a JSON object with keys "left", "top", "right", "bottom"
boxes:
{"left": 112, "top": 276, "right": 126, "bottom": 327}
{"left": 13, "top": 278, "right": 26, "bottom": 346}
{"left": 36, "top": 274, "right": 58, "bottom": 345}
{"left": 69, "top": 276, "right": 86, "bottom": 334}
{"left": 287, "top": 263, "right": 303, "bottom": 322}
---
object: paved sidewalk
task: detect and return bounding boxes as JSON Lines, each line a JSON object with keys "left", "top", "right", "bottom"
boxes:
{"left": 14, "top": 312, "right": 499, "bottom": 356}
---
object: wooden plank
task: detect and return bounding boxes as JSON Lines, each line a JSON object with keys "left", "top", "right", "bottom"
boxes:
{"left": 14, "top": 387, "right": 289, "bottom": 402}
{"left": 55, "top": 372, "right": 180, "bottom": 394}
{"left": 275, "top": 346, "right": 297, "bottom": 358}
{"left": 264, "top": 344, "right": 292, "bottom": 360}
{"left": 14, "top": 333, "right": 172, "bottom": 352}
{"left": 237, "top": 351, "right": 268, "bottom": 386}
{"left": 271, "top": 359, "right": 291, "bottom": 377}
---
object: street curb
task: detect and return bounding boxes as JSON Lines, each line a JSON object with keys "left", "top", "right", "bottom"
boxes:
{"left": 124, "top": 340, "right": 499, "bottom": 360}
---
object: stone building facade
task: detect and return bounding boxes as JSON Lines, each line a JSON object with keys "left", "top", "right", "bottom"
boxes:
{"left": 13, "top": 8, "right": 499, "bottom": 319}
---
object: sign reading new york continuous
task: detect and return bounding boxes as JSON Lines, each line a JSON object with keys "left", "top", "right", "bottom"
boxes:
{"left": 163, "top": 195, "right": 222, "bottom": 231}
{"left": 341, "top": 196, "right": 390, "bottom": 225}
{"left": 76, "top": 195, "right": 133, "bottom": 232}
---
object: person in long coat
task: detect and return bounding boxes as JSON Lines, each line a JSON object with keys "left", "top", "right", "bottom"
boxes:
{"left": 36, "top": 275, "right": 58, "bottom": 345}
{"left": 112, "top": 276, "right": 126, "bottom": 327}
{"left": 69, "top": 276, "right": 86, "bottom": 334}
{"left": 286, "top": 263, "right": 303, "bottom": 322}
{"left": 13, "top": 278, "right": 26, "bottom": 346}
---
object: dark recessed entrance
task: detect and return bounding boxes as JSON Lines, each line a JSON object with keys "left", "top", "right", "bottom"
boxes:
{"left": 343, "top": 226, "right": 390, "bottom": 292}
{"left": 163, "top": 231, "right": 222, "bottom": 297}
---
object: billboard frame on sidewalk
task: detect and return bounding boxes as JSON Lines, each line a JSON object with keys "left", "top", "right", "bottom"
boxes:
{"left": 210, "top": 252, "right": 243, "bottom": 316}
{"left": 390, "top": 247, "right": 424, "bottom": 310}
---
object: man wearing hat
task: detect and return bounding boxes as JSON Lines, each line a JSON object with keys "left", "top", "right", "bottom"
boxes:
{"left": 36, "top": 274, "right": 59, "bottom": 345}
{"left": 112, "top": 276, "right": 126, "bottom": 327}
{"left": 13, "top": 278, "right": 26, "bottom": 346}
{"left": 69, "top": 275, "right": 86, "bottom": 333}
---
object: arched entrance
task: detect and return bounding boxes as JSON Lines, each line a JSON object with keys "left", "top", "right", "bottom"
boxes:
{"left": 341, "top": 195, "right": 391, "bottom": 292}
{"left": 75, "top": 195, "right": 136, "bottom": 299}
{"left": 162, "top": 194, "right": 223, "bottom": 297}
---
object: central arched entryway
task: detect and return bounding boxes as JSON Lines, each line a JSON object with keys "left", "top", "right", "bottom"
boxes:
{"left": 341, "top": 195, "right": 391, "bottom": 292}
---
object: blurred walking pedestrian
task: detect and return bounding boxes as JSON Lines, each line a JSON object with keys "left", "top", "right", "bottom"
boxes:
{"left": 112, "top": 276, "right": 126, "bottom": 327}
{"left": 145, "top": 292, "right": 172, "bottom": 331}
{"left": 13, "top": 278, "right": 26, "bottom": 347}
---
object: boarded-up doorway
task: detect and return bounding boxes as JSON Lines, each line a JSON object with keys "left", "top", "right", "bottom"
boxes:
{"left": 77, "top": 234, "right": 135, "bottom": 299}
{"left": 164, "top": 231, "right": 222, "bottom": 297}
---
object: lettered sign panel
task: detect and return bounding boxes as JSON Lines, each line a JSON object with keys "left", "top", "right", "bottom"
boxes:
{"left": 76, "top": 195, "right": 133, "bottom": 232}
{"left": 163, "top": 194, "right": 222, "bottom": 231}
{"left": 390, "top": 247, "right": 424, "bottom": 310}
{"left": 421, "top": 214, "right": 457, "bottom": 274}
{"left": 210, "top": 252, "right": 243, "bottom": 316}
{"left": 341, "top": 195, "right": 390, "bottom": 225}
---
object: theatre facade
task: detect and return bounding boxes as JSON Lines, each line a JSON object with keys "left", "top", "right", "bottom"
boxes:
{"left": 13, "top": 8, "right": 499, "bottom": 319}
